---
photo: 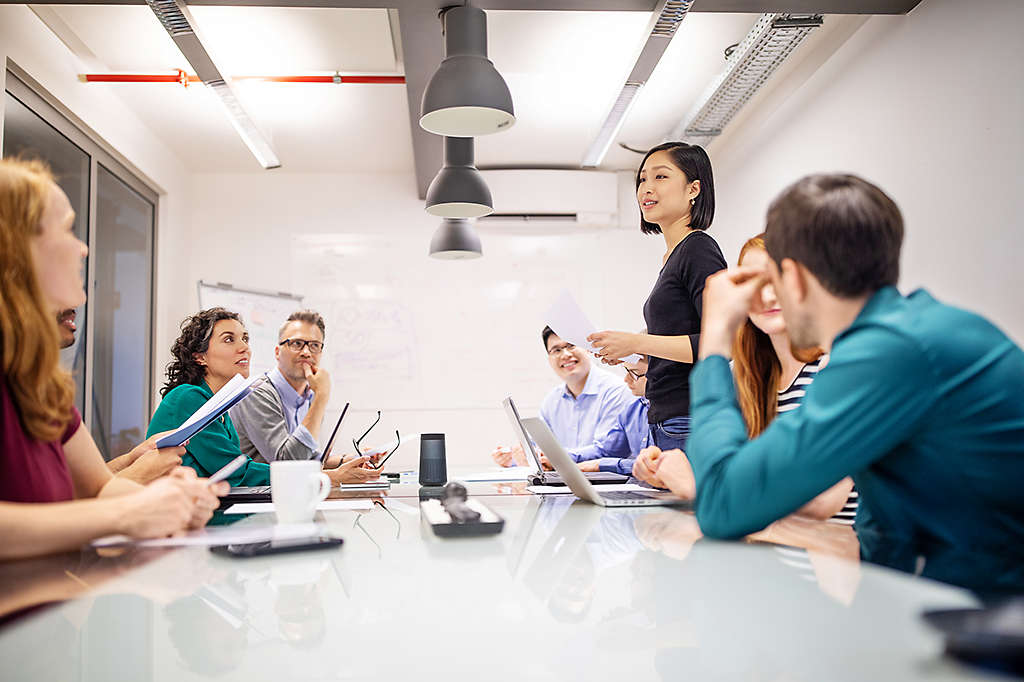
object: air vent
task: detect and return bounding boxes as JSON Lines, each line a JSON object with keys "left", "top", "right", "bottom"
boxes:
{"left": 652, "top": 0, "right": 696, "bottom": 38}
{"left": 477, "top": 213, "right": 578, "bottom": 223}
{"left": 145, "top": 0, "right": 193, "bottom": 37}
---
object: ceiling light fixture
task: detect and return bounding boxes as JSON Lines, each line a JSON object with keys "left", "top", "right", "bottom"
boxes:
{"left": 429, "top": 218, "right": 483, "bottom": 260}
{"left": 420, "top": 5, "right": 515, "bottom": 137}
{"left": 425, "top": 136, "right": 493, "bottom": 218}
{"left": 666, "top": 13, "right": 823, "bottom": 145}
{"left": 580, "top": 0, "right": 695, "bottom": 169}
{"left": 144, "top": 0, "right": 280, "bottom": 169}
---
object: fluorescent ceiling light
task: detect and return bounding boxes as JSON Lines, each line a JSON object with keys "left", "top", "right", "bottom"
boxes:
{"left": 581, "top": 0, "right": 695, "bottom": 168}
{"left": 145, "top": 0, "right": 281, "bottom": 169}
{"left": 206, "top": 81, "right": 280, "bottom": 169}
{"left": 667, "top": 13, "right": 823, "bottom": 144}
{"left": 581, "top": 82, "right": 643, "bottom": 169}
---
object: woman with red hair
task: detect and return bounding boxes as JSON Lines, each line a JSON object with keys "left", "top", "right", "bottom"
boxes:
{"left": 0, "top": 158, "right": 224, "bottom": 559}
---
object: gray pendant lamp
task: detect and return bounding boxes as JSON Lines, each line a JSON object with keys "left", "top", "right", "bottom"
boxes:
{"left": 429, "top": 218, "right": 483, "bottom": 260}
{"left": 420, "top": 5, "right": 515, "bottom": 137}
{"left": 425, "top": 136, "right": 493, "bottom": 218}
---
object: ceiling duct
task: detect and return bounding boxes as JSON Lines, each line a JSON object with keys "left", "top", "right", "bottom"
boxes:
{"left": 144, "top": 0, "right": 280, "bottom": 169}
{"left": 581, "top": 0, "right": 695, "bottom": 168}
{"left": 667, "top": 13, "right": 823, "bottom": 145}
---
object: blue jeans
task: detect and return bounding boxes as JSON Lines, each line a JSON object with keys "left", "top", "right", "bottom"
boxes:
{"left": 650, "top": 416, "right": 691, "bottom": 453}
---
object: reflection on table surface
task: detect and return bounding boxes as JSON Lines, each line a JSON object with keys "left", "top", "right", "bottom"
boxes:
{"left": 0, "top": 492, "right": 1017, "bottom": 681}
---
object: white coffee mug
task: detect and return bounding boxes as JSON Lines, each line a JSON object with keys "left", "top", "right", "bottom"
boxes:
{"left": 270, "top": 461, "right": 331, "bottom": 524}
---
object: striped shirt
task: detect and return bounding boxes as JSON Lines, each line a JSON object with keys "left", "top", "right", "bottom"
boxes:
{"left": 777, "top": 357, "right": 859, "bottom": 525}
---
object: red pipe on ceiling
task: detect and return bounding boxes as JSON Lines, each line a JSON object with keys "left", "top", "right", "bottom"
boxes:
{"left": 79, "top": 72, "right": 405, "bottom": 86}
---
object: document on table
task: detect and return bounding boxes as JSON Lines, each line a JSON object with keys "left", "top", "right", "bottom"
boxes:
{"left": 526, "top": 483, "right": 652, "bottom": 495}
{"left": 91, "top": 522, "right": 328, "bottom": 548}
{"left": 223, "top": 499, "right": 373, "bottom": 515}
{"left": 156, "top": 372, "right": 267, "bottom": 448}
{"left": 543, "top": 290, "right": 642, "bottom": 364}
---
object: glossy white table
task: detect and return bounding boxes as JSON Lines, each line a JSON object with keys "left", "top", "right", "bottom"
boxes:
{"left": 0, "top": 486, "right": 1001, "bottom": 681}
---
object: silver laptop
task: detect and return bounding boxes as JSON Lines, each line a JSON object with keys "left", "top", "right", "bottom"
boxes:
{"left": 502, "top": 397, "right": 627, "bottom": 486}
{"left": 522, "top": 416, "right": 690, "bottom": 508}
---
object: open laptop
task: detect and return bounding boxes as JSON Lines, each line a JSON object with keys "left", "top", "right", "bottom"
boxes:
{"left": 220, "top": 402, "right": 350, "bottom": 506}
{"left": 522, "top": 416, "right": 690, "bottom": 508}
{"left": 502, "top": 396, "right": 627, "bottom": 486}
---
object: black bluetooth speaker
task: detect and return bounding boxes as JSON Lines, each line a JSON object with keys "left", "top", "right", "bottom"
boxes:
{"left": 418, "top": 433, "right": 448, "bottom": 486}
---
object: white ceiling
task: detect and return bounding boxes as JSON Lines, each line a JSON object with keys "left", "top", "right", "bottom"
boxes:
{"left": 43, "top": 5, "right": 759, "bottom": 174}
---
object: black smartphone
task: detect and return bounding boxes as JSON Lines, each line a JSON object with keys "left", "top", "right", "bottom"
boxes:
{"left": 210, "top": 535, "right": 343, "bottom": 558}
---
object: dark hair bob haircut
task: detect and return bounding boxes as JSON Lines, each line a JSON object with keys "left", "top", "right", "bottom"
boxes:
{"left": 636, "top": 142, "right": 716, "bottom": 235}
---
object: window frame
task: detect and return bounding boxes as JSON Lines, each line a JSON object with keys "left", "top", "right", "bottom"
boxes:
{"left": 2, "top": 62, "right": 160, "bottom": 441}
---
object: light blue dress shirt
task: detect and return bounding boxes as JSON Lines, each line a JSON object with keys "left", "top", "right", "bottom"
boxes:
{"left": 267, "top": 367, "right": 319, "bottom": 454}
{"left": 539, "top": 367, "right": 632, "bottom": 452}
{"left": 568, "top": 396, "right": 650, "bottom": 476}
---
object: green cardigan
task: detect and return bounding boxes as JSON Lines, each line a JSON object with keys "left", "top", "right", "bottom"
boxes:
{"left": 147, "top": 382, "right": 270, "bottom": 487}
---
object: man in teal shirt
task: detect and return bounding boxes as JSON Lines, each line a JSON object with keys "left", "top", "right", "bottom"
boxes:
{"left": 636, "top": 174, "right": 1024, "bottom": 550}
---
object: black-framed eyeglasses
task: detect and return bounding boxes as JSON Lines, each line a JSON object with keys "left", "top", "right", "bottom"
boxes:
{"left": 279, "top": 338, "right": 324, "bottom": 354}
{"left": 547, "top": 342, "right": 576, "bottom": 356}
{"left": 352, "top": 410, "right": 400, "bottom": 470}
{"left": 625, "top": 367, "right": 647, "bottom": 380}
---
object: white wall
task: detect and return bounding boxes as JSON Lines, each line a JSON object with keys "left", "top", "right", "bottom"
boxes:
{"left": 187, "top": 171, "right": 664, "bottom": 471}
{"left": 0, "top": 6, "right": 194, "bottom": 408}
{"left": 707, "top": 0, "right": 1024, "bottom": 342}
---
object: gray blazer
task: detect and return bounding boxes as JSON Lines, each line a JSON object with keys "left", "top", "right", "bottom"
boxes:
{"left": 229, "top": 380, "right": 320, "bottom": 464}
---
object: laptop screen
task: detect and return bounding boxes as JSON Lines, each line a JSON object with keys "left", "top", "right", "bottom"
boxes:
{"left": 502, "top": 396, "right": 544, "bottom": 475}
{"left": 320, "top": 402, "right": 350, "bottom": 464}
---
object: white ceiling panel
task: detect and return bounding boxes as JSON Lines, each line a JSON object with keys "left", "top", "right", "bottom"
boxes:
{"left": 187, "top": 7, "right": 398, "bottom": 75}
{"left": 475, "top": 10, "right": 760, "bottom": 170}
{"left": 47, "top": 5, "right": 192, "bottom": 71}
{"left": 39, "top": 6, "right": 765, "bottom": 174}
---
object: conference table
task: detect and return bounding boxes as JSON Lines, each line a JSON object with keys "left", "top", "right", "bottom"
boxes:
{"left": 0, "top": 479, "right": 1014, "bottom": 681}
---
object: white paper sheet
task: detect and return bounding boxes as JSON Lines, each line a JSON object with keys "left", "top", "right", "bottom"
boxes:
{"left": 91, "top": 522, "right": 327, "bottom": 548}
{"left": 526, "top": 483, "right": 651, "bottom": 495}
{"left": 543, "top": 290, "right": 642, "bottom": 364}
{"left": 222, "top": 499, "right": 373, "bottom": 515}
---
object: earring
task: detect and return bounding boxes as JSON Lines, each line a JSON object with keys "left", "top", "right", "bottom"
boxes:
{"left": 690, "top": 198, "right": 695, "bottom": 206}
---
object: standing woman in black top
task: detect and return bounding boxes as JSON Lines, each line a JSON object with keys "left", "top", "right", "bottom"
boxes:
{"left": 589, "top": 143, "right": 726, "bottom": 453}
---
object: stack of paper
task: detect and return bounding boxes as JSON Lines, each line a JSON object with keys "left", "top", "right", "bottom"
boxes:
{"left": 156, "top": 373, "right": 266, "bottom": 448}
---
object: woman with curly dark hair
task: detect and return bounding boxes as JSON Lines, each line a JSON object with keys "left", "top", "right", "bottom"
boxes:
{"left": 147, "top": 308, "right": 270, "bottom": 486}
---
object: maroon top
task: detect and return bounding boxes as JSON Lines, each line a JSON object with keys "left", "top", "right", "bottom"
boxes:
{"left": 0, "top": 372, "right": 81, "bottom": 503}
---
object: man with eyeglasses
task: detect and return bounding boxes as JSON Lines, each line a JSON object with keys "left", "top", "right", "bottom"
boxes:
{"left": 569, "top": 355, "right": 651, "bottom": 477}
{"left": 492, "top": 326, "right": 630, "bottom": 468}
{"left": 229, "top": 311, "right": 374, "bottom": 483}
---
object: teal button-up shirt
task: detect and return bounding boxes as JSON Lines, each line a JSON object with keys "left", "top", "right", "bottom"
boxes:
{"left": 147, "top": 382, "right": 271, "bottom": 487}
{"left": 688, "top": 286, "right": 1024, "bottom": 549}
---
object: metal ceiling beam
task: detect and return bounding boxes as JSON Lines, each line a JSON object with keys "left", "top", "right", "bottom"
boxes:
{"left": 1, "top": 1, "right": 924, "bottom": 12}
{"left": 395, "top": 5, "right": 443, "bottom": 198}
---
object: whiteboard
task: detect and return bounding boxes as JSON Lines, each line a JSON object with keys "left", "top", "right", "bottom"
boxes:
{"left": 197, "top": 281, "right": 303, "bottom": 378}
